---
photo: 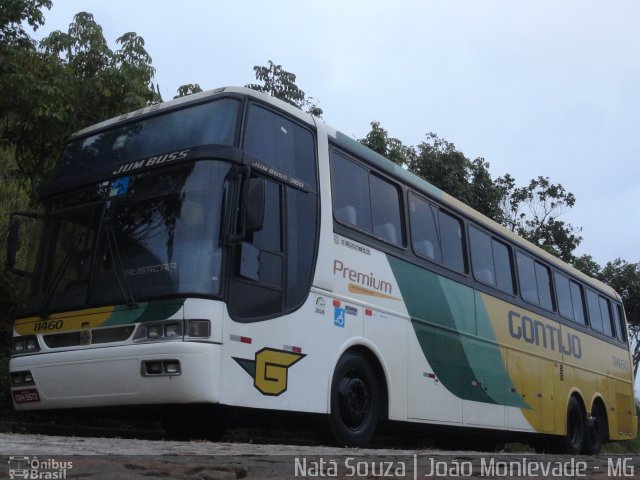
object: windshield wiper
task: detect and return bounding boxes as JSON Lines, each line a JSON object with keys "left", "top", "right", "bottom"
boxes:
{"left": 103, "top": 222, "right": 138, "bottom": 308}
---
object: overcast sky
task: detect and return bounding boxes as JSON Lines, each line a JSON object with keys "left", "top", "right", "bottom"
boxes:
{"left": 33, "top": 0, "right": 639, "bottom": 265}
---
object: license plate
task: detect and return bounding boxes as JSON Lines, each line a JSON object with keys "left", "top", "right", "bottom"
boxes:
{"left": 12, "top": 388, "right": 41, "bottom": 404}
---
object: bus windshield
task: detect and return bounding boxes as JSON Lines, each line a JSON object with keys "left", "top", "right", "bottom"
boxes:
{"left": 31, "top": 161, "right": 231, "bottom": 313}
{"left": 54, "top": 98, "right": 240, "bottom": 181}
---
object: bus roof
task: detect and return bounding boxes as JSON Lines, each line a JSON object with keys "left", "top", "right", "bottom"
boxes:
{"left": 69, "top": 86, "right": 314, "bottom": 140}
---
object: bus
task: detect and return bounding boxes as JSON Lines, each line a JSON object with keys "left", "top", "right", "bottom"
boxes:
{"left": 6, "top": 87, "right": 636, "bottom": 453}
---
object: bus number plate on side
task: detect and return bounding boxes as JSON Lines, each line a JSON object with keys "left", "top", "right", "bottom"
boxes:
{"left": 12, "top": 389, "right": 41, "bottom": 404}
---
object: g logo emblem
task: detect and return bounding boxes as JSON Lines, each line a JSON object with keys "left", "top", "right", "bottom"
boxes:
{"left": 234, "top": 348, "right": 306, "bottom": 396}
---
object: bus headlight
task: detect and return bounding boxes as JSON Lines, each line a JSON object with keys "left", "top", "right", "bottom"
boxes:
{"left": 134, "top": 320, "right": 184, "bottom": 342}
{"left": 164, "top": 322, "right": 182, "bottom": 339}
{"left": 187, "top": 319, "right": 210, "bottom": 338}
{"left": 12, "top": 336, "right": 40, "bottom": 354}
{"left": 146, "top": 324, "right": 164, "bottom": 339}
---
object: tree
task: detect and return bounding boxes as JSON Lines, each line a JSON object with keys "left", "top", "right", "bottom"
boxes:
{"left": 501, "top": 176, "right": 582, "bottom": 262}
{"left": 405, "top": 132, "right": 506, "bottom": 222}
{"left": 0, "top": 11, "right": 159, "bottom": 198}
{"left": 246, "top": 60, "right": 322, "bottom": 117}
{"left": 174, "top": 83, "right": 202, "bottom": 99}
{"left": 359, "top": 121, "right": 414, "bottom": 167}
{"left": 0, "top": 0, "right": 52, "bottom": 46}
{"left": 572, "top": 254, "right": 602, "bottom": 278}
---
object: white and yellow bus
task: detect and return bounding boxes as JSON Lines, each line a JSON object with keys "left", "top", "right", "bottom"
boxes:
{"left": 7, "top": 87, "right": 636, "bottom": 453}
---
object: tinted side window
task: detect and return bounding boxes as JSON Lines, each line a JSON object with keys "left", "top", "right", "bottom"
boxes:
{"left": 440, "top": 212, "right": 466, "bottom": 273}
{"left": 517, "top": 252, "right": 538, "bottom": 305}
{"left": 599, "top": 296, "right": 614, "bottom": 337}
{"left": 244, "top": 104, "right": 316, "bottom": 186}
{"left": 331, "top": 152, "right": 371, "bottom": 231}
{"left": 409, "top": 194, "right": 442, "bottom": 262}
{"left": 286, "top": 187, "right": 318, "bottom": 310}
{"left": 586, "top": 289, "right": 604, "bottom": 332}
{"left": 370, "top": 175, "right": 404, "bottom": 246}
{"left": 535, "top": 262, "right": 554, "bottom": 311}
{"left": 570, "top": 281, "right": 587, "bottom": 325}
{"left": 470, "top": 227, "right": 494, "bottom": 285}
{"left": 555, "top": 272, "right": 574, "bottom": 320}
{"left": 614, "top": 304, "right": 627, "bottom": 342}
{"left": 493, "top": 239, "right": 515, "bottom": 294}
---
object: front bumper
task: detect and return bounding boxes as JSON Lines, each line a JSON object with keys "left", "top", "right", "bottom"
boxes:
{"left": 9, "top": 341, "right": 221, "bottom": 411}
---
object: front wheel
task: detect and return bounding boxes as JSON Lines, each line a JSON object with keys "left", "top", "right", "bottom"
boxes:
{"left": 328, "top": 353, "right": 380, "bottom": 447}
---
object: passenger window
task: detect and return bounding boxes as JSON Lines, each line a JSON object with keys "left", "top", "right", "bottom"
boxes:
{"left": 331, "top": 152, "right": 371, "bottom": 231}
{"left": 535, "top": 262, "right": 554, "bottom": 311}
{"left": 470, "top": 227, "right": 494, "bottom": 285}
{"left": 570, "top": 281, "right": 587, "bottom": 325}
{"left": 554, "top": 272, "right": 574, "bottom": 320}
{"left": 409, "top": 194, "right": 441, "bottom": 262}
{"left": 440, "top": 211, "right": 466, "bottom": 273}
{"left": 614, "top": 304, "right": 627, "bottom": 342}
{"left": 330, "top": 150, "right": 404, "bottom": 247}
{"left": 370, "top": 174, "right": 404, "bottom": 246}
{"left": 586, "top": 289, "right": 604, "bottom": 332}
{"left": 517, "top": 252, "right": 538, "bottom": 305}
{"left": 599, "top": 296, "right": 614, "bottom": 337}
{"left": 493, "top": 239, "right": 514, "bottom": 294}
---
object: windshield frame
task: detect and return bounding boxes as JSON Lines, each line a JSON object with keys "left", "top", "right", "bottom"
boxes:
{"left": 20, "top": 160, "right": 233, "bottom": 316}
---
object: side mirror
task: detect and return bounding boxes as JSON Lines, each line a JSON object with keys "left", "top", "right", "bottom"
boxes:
{"left": 5, "top": 212, "right": 42, "bottom": 277}
{"left": 244, "top": 177, "right": 265, "bottom": 234}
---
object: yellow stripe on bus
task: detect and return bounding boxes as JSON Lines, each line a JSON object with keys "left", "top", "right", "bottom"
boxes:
{"left": 14, "top": 306, "right": 115, "bottom": 335}
{"left": 347, "top": 283, "right": 402, "bottom": 301}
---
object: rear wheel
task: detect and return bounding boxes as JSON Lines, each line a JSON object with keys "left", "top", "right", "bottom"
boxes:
{"left": 328, "top": 353, "right": 380, "bottom": 447}
{"left": 583, "top": 403, "right": 607, "bottom": 455}
{"left": 556, "top": 396, "right": 585, "bottom": 454}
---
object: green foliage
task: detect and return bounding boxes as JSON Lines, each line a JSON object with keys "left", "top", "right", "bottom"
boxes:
{"left": 360, "top": 121, "right": 414, "bottom": 167}
{"left": 0, "top": 148, "right": 31, "bottom": 323}
{"left": 501, "top": 176, "right": 582, "bottom": 262}
{"left": 174, "top": 83, "right": 203, "bottom": 99}
{"left": 572, "top": 254, "right": 602, "bottom": 278}
{"left": 0, "top": 11, "right": 159, "bottom": 198}
{"left": 247, "top": 60, "right": 322, "bottom": 117}
{"left": 0, "top": 0, "right": 52, "bottom": 46}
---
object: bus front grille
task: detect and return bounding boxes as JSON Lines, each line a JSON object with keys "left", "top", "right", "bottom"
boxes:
{"left": 43, "top": 326, "right": 136, "bottom": 348}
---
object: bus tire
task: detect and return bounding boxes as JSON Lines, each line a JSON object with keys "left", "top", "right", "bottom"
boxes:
{"left": 583, "top": 403, "right": 607, "bottom": 455}
{"left": 328, "top": 353, "right": 380, "bottom": 447}
{"left": 557, "top": 396, "right": 586, "bottom": 454}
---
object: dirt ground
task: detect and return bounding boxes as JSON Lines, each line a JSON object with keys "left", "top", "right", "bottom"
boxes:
{"left": 0, "top": 432, "right": 638, "bottom": 479}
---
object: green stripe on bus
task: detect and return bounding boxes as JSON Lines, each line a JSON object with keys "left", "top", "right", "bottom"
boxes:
{"left": 387, "top": 255, "right": 529, "bottom": 408}
{"left": 103, "top": 299, "right": 184, "bottom": 326}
